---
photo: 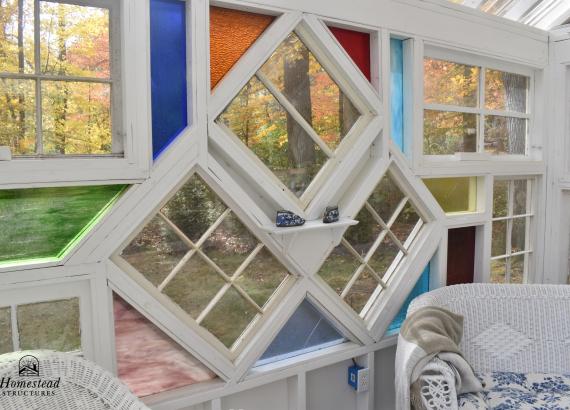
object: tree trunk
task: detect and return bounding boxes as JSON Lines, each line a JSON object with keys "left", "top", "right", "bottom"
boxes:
{"left": 503, "top": 72, "right": 526, "bottom": 154}
{"left": 284, "top": 46, "right": 314, "bottom": 195}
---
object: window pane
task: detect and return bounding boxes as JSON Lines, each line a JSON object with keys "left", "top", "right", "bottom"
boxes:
{"left": 490, "top": 258, "right": 506, "bottom": 283}
{"left": 201, "top": 287, "right": 258, "bottom": 349}
{"left": 511, "top": 217, "right": 526, "bottom": 254}
{"left": 424, "top": 177, "right": 477, "bottom": 214}
{"left": 113, "top": 293, "right": 217, "bottom": 397}
{"left": 484, "top": 115, "right": 526, "bottom": 155}
{"left": 39, "top": 2, "right": 110, "bottom": 78}
{"left": 367, "top": 174, "right": 406, "bottom": 223}
{"left": 344, "top": 270, "right": 378, "bottom": 315}
{"left": 510, "top": 255, "right": 524, "bottom": 284}
{"left": 160, "top": 175, "right": 227, "bottom": 243}
{"left": 0, "top": 0, "right": 34, "bottom": 74}
{"left": 41, "top": 81, "right": 112, "bottom": 155}
{"left": 317, "top": 244, "right": 361, "bottom": 295}
{"left": 424, "top": 110, "right": 478, "bottom": 155}
{"left": 328, "top": 26, "right": 371, "bottom": 82}
{"left": 424, "top": 58, "right": 479, "bottom": 107}
{"left": 513, "top": 180, "right": 528, "bottom": 215}
{"left": 217, "top": 76, "right": 326, "bottom": 197}
{"left": 210, "top": 6, "right": 274, "bottom": 89}
{"left": 369, "top": 235, "right": 401, "bottom": 279}
{"left": 236, "top": 247, "right": 289, "bottom": 308}
{"left": 485, "top": 69, "right": 528, "bottom": 113}
{"left": 492, "top": 220, "right": 507, "bottom": 257}
{"left": 391, "top": 201, "right": 421, "bottom": 246}
{"left": 345, "top": 207, "right": 382, "bottom": 257}
{"left": 162, "top": 255, "right": 227, "bottom": 319}
{"left": 493, "top": 180, "right": 509, "bottom": 218}
{"left": 121, "top": 216, "right": 191, "bottom": 287}
{"left": 17, "top": 298, "right": 81, "bottom": 351}
{"left": 0, "top": 185, "right": 125, "bottom": 265}
{"left": 257, "top": 299, "right": 345, "bottom": 365}
{"left": 390, "top": 38, "right": 404, "bottom": 150}
{"left": 0, "top": 307, "right": 12, "bottom": 354}
{"left": 151, "top": 0, "right": 189, "bottom": 158}
{"left": 0, "top": 78, "right": 36, "bottom": 155}
{"left": 201, "top": 212, "right": 257, "bottom": 274}
{"left": 259, "top": 32, "right": 361, "bottom": 145}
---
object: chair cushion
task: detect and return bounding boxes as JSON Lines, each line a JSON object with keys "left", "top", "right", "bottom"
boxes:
{"left": 458, "top": 372, "right": 570, "bottom": 409}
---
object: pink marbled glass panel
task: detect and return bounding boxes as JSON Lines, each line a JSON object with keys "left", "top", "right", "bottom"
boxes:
{"left": 113, "top": 293, "right": 217, "bottom": 397}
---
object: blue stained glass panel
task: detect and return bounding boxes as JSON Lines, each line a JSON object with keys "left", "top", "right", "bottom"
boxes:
{"left": 256, "top": 299, "right": 345, "bottom": 366}
{"left": 390, "top": 38, "right": 404, "bottom": 152}
{"left": 150, "top": 0, "right": 188, "bottom": 159}
{"left": 386, "top": 263, "right": 430, "bottom": 335}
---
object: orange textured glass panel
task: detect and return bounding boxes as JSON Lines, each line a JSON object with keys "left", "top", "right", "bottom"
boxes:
{"left": 210, "top": 6, "right": 274, "bottom": 89}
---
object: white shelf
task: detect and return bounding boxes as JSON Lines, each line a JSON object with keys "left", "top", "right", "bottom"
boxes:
{"left": 262, "top": 218, "right": 358, "bottom": 235}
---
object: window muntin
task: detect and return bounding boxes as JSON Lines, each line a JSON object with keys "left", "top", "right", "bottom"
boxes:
{"left": 423, "top": 56, "right": 530, "bottom": 156}
{"left": 216, "top": 31, "right": 362, "bottom": 199}
{"left": 0, "top": 298, "right": 81, "bottom": 352}
{"left": 0, "top": 0, "right": 118, "bottom": 156}
{"left": 318, "top": 172, "right": 424, "bottom": 317}
{"left": 491, "top": 178, "right": 533, "bottom": 283}
{"left": 119, "top": 174, "right": 293, "bottom": 354}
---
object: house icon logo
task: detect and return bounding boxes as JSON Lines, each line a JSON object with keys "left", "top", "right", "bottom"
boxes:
{"left": 18, "top": 355, "right": 40, "bottom": 377}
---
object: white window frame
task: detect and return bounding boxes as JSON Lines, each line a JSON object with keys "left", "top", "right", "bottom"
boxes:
{"left": 422, "top": 45, "right": 534, "bottom": 161}
{"left": 208, "top": 12, "right": 383, "bottom": 220}
{"left": 0, "top": 278, "right": 94, "bottom": 358}
{"left": 489, "top": 177, "right": 534, "bottom": 284}
{"left": 0, "top": 0, "right": 152, "bottom": 187}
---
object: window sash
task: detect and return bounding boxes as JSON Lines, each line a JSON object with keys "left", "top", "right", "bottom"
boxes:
{"left": 422, "top": 55, "right": 532, "bottom": 156}
{"left": 0, "top": 0, "right": 121, "bottom": 156}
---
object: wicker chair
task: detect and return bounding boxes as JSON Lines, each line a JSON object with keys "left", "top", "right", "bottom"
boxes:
{"left": 0, "top": 350, "right": 149, "bottom": 410}
{"left": 397, "top": 284, "right": 570, "bottom": 409}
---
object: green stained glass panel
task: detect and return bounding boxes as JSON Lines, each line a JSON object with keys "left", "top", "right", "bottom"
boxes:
{"left": 0, "top": 185, "right": 126, "bottom": 265}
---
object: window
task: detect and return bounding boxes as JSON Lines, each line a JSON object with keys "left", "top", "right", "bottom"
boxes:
{"left": 215, "top": 30, "right": 362, "bottom": 199}
{"left": 0, "top": 184, "right": 126, "bottom": 267}
{"left": 256, "top": 299, "right": 346, "bottom": 366}
{"left": 113, "top": 293, "right": 217, "bottom": 397}
{"left": 423, "top": 177, "right": 478, "bottom": 214}
{"left": 0, "top": 298, "right": 81, "bottom": 353}
{"left": 0, "top": 0, "right": 119, "bottom": 156}
{"left": 117, "top": 174, "right": 294, "bottom": 357}
{"left": 491, "top": 178, "right": 533, "bottom": 283}
{"left": 423, "top": 55, "right": 530, "bottom": 156}
{"left": 318, "top": 171, "right": 424, "bottom": 317}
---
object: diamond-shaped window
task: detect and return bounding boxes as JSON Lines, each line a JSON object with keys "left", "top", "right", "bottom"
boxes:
{"left": 317, "top": 172, "right": 424, "bottom": 317}
{"left": 119, "top": 174, "right": 293, "bottom": 353}
{"left": 216, "top": 32, "right": 362, "bottom": 198}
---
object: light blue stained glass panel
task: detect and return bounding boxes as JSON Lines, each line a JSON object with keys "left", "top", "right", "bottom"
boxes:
{"left": 390, "top": 38, "right": 404, "bottom": 152}
{"left": 150, "top": 0, "right": 188, "bottom": 159}
{"left": 386, "top": 263, "right": 430, "bottom": 335}
{"left": 256, "top": 299, "right": 346, "bottom": 366}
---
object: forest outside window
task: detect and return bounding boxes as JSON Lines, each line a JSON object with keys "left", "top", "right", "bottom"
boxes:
{"left": 216, "top": 31, "right": 361, "bottom": 199}
{"left": 491, "top": 178, "right": 533, "bottom": 283}
{"left": 0, "top": 0, "right": 119, "bottom": 157}
{"left": 423, "top": 53, "right": 530, "bottom": 157}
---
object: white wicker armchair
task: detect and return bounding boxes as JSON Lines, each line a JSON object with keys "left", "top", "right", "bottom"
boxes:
{"left": 0, "top": 350, "right": 150, "bottom": 410}
{"left": 398, "top": 284, "right": 570, "bottom": 409}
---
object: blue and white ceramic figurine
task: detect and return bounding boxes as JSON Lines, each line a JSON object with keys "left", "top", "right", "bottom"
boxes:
{"left": 276, "top": 210, "right": 305, "bottom": 227}
{"left": 323, "top": 206, "right": 339, "bottom": 224}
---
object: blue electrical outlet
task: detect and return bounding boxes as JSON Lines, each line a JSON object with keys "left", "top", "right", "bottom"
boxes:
{"left": 348, "top": 363, "right": 362, "bottom": 390}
